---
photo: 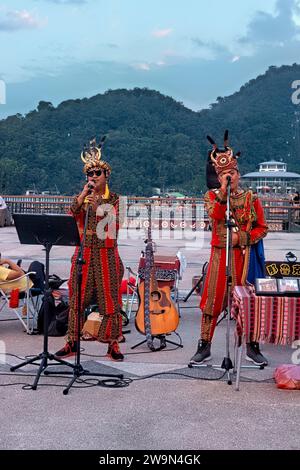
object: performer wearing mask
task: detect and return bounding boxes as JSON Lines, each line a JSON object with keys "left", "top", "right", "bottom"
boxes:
{"left": 55, "top": 138, "right": 124, "bottom": 361}
{"left": 190, "top": 132, "right": 269, "bottom": 366}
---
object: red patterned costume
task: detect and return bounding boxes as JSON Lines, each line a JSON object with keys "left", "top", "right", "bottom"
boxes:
{"left": 200, "top": 188, "right": 268, "bottom": 341}
{"left": 190, "top": 131, "right": 269, "bottom": 367}
{"left": 67, "top": 191, "right": 124, "bottom": 343}
{"left": 55, "top": 137, "right": 125, "bottom": 361}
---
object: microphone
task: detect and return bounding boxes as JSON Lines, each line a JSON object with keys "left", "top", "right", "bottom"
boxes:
{"left": 226, "top": 175, "right": 231, "bottom": 184}
{"left": 87, "top": 183, "right": 94, "bottom": 194}
{"left": 84, "top": 183, "right": 95, "bottom": 204}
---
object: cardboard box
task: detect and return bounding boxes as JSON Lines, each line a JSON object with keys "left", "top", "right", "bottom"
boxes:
{"left": 82, "top": 312, "right": 103, "bottom": 338}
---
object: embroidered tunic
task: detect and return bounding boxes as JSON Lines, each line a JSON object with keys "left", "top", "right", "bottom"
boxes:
{"left": 200, "top": 188, "right": 268, "bottom": 318}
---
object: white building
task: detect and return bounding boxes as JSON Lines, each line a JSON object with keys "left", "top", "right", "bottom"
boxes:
{"left": 241, "top": 161, "right": 300, "bottom": 194}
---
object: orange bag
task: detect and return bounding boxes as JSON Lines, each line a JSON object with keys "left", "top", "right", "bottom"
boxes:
{"left": 274, "top": 364, "right": 300, "bottom": 390}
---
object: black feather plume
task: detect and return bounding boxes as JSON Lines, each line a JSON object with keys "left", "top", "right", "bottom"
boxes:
{"left": 207, "top": 135, "right": 216, "bottom": 145}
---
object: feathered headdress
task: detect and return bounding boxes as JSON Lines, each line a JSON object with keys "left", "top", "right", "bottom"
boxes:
{"left": 81, "top": 136, "right": 111, "bottom": 175}
{"left": 207, "top": 130, "right": 240, "bottom": 176}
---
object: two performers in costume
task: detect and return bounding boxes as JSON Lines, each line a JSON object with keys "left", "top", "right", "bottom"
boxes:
{"left": 54, "top": 131, "right": 268, "bottom": 366}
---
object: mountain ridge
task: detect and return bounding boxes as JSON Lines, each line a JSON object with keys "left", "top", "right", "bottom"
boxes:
{"left": 0, "top": 63, "right": 300, "bottom": 195}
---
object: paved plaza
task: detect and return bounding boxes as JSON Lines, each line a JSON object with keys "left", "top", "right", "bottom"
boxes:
{"left": 0, "top": 226, "right": 299, "bottom": 450}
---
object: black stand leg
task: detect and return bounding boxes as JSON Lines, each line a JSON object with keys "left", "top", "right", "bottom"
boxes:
{"left": 47, "top": 363, "right": 123, "bottom": 396}
{"left": 131, "top": 334, "right": 183, "bottom": 351}
{"left": 163, "top": 338, "right": 183, "bottom": 348}
{"left": 45, "top": 205, "right": 123, "bottom": 394}
{"left": 182, "top": 277, "right": 202, "bottom": 303}
{"left": 131, "top": 339, "right": 148, "bottom": 350}
{"left": 10, "top": 243, "right": 75, "bottom": 389}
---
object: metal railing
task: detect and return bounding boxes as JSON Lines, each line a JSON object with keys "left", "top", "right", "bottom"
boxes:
{"left": 4, "top": 195, "right": 73, "bottom": 215}
{"left": 3, "top": 195, "right": 300, "bottom": 232}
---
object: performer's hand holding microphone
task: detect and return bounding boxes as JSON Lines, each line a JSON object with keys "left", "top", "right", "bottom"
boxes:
{"left": 83, "top": 181, "right": 97, "bottom": 205}
{"left": 220, "top": 173, "right": 231, "bottom": 194}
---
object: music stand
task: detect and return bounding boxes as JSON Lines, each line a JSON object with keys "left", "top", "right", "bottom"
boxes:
{"left": 10, "top": 214, "right": 81, "bottom": 389}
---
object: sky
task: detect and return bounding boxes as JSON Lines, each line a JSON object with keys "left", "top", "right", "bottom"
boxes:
{"left": 0, "top": 0, "right": 300, "bottom": 118}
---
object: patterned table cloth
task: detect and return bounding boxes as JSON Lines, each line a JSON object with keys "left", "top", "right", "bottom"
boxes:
{"left": 231, "top": 286, "right": 300, "bottom": 345}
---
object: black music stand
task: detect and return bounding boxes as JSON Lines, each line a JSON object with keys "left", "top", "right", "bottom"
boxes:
{"left": 10, "top": 214, "right": 81, "bottom": 389}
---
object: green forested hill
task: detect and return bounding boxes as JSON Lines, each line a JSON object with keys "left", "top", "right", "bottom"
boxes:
{"left": 0, "top": 63, "right": 300, "bottom": 196}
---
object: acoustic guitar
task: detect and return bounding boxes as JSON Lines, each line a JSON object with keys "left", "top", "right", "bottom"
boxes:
{"left": 135, "top": 205, "right": 179, "bottom": 345}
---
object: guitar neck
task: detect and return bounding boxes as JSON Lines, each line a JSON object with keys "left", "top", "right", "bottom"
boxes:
{"left": 147, "top": 203, "right": 152, "bottom": 242}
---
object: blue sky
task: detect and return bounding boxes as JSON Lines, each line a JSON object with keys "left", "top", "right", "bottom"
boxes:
{"left": 0, "top": 0, "right": 300, "bottom": 118}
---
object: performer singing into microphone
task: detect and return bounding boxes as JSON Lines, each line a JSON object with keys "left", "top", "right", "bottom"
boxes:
{"left": 190, "top": 132, "right": 269, "bottom": 366}
{"left": 55, "top": 138, "right": 125, "bottom": 361}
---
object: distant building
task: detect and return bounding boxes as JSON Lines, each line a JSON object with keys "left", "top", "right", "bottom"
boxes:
{"left": 164, "top": 191, "right": 186, "bottom": 199}
{"left": 241, "top": 161, "right": 300, "bottom": 194}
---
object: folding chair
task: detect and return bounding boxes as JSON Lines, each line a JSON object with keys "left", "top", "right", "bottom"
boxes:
{"left": 0, "top": 271, "right": 40, "bottom": 333}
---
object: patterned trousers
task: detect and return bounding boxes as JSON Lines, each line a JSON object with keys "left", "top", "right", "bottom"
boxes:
{"left": 67, "top": 243, "right": 124, "bottom": 343}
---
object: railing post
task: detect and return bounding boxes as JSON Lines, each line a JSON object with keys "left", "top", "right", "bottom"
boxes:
{"left": 288, "top": 206, "right": 292, "bottom": 233}
{"left": 192, "top": 199, "right": 196, "bottom": 232}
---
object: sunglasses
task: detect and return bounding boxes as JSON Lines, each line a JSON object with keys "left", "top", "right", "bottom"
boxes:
{"left": 86, "top": 169, "right": 103, "bottom": 177}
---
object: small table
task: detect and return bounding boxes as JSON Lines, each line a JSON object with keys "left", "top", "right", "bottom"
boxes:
{"left": 231, "top": 286, "right": 300, "bottom": 390}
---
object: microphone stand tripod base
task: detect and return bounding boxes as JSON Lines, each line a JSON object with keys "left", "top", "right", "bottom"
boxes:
{"left": 188, "top": 360, "right": 234, "bottom": 385}
{"left": 45, "top": 363, "right": 124, "bottom": 396}
{"left": 10, "top": 351, "right": 76, "bottom": 390}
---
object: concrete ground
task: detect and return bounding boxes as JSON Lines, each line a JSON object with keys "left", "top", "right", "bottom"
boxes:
{"left": 0, "top": 226, "right": 300, "bottom": 450}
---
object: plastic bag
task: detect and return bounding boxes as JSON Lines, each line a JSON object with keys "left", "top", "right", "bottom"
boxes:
{"left": 274, "top": 364, "right": 300, "bottom": 390}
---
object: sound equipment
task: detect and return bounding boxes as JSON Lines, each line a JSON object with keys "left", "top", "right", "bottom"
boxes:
{"left": 138, "top": 255, "right": 180, "bottom": 284}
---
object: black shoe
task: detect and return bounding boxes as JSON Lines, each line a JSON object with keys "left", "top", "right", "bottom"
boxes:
{"left": 189, "top": 340, "right": 211, "bottom": 364}
{"left": 54, "top": 341, "right": 78, "bottom": 358}
{"left": 246, "top": 342, "right": 268, "bottom": 366}
{"left": 159, "top": 336, "right": 167, "bottom": 350}
{"left": 107, "top": 341, "right": 124, "bottom": 361}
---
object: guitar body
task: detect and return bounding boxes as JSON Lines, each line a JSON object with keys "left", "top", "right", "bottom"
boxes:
{"left": 135, "top": 280, "right": 179, "bottom": 336}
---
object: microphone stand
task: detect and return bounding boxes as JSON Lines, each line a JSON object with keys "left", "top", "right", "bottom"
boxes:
{"left": 189, "top": 177, "right": 234, "bottom": 385}
{"left": 221, "top": 176, "right": 234, "bottom": 384}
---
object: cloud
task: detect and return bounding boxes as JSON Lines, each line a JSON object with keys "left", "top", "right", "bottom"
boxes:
{"left": 239, "top": 0, "right": 300, "bottom": 46}
{"left": 106, "top": 43, "right": 119, "bottom": 49}
{"left": 133, "top": 60, "right": 167, "bottom": 71}
{"left": 0, "top": 9, "right": 46, "bottom": 31}
{"left": 42, "top": 0, "right": 87, "bottom": 4}
{"left": 192, "top": 1, "right": 300, "bottom": 63}
{"left": 134, "top": 63, "right": 151, "bottom": 71}
{"left": 192, "top": 38, "right": 228, "bottom": 54}
{"left": 152, "top": 28, "right": 173, "bottom": 38}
